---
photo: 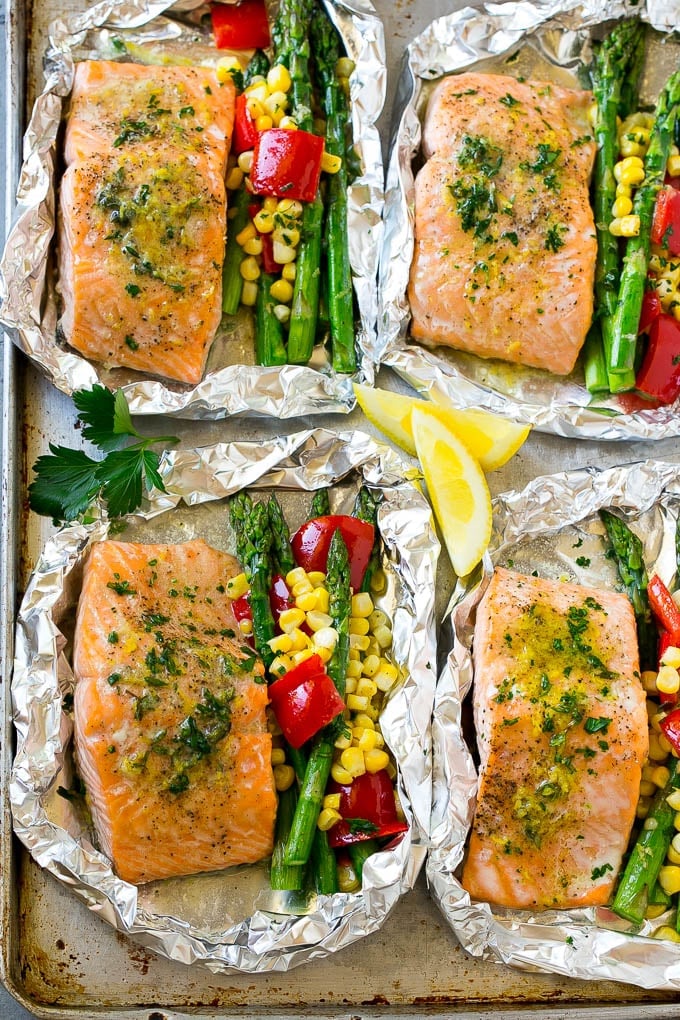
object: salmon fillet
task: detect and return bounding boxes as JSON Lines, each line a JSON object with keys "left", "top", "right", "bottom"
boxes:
{"left": 59, "top": 61, "right": 235, "bottom": 385}
{"left": 73, "top": 539, "right": 276, "bottom": 885}
{"left": 462, "top": 567, "right": 648, "bottom": 910}
{"left": 408, "top": 73, "right": 597, "bottom": 375}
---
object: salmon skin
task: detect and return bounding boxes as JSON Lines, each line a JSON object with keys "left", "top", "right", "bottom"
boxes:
{"left": 462, "top": 567, "right": 648, "bottom": 910}
{"left": 59, "top": 61, "right": 235, "bottom": 385}
{"left": 408, "top": 73, "right": 597, "bottom": 375}
{"left": 73, "top": 539, "right": 276, "bottom": 885}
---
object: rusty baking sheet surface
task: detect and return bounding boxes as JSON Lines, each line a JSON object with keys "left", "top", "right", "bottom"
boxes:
{"left": 5, "top": 0, "right": 680, "bottom": 1015}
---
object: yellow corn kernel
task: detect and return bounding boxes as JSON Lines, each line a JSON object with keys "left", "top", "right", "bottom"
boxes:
{"left": 373, "top": 624, "right": 393, "bottom": 649}
{"left": 295, "top": 591, "right": 317, "bottom": 613}
{"left": 652, "top": 765, "right": 672, "bottom": 788}
{"left": 662, "top": 645, "right": 680, "bottom": 669}
{"left": 267, "top": 714, "right": 282, "bottom": 735}
{"left": 610, "top": 215, "right": 641, "bottom": 237}
{"left": 278, "top": 199, "right": 303, "bottom": 217}
{"left": 337, "top": 859, "right": 360, "bottom": 893}
{"left": 279, "top": 607, "right": 306, "bottom": 632}
{"left": 345, "top": 661, "right": 361, "bottom": 681}
{"left": 267, "top": 63, "right": 292, "bottom": 93}
{"left": 587, "top": 102, "right": 598, "bottom": 128}
{"left": 654, "top": 925, "right": 680, "bottom": 943}
{"left": 216, "top": 59, "right": 242, "bottom": 84}
{"left": 660, "top": 733, "right": 674, "bottom": 755}
{"left": 364, "top": 748, "right": 390, "bottom": 773}
{"left": 352, "top": 592, "right": 374, "bottom": 618}
{"left": 313, "top": 644, "right": 333, "bottom": 664}
{"left": 354, "top": 713, "right": 376, "bottom": 731}
{"left": 357, "top": 728, "right": 379, "bottom": 752}
{"left": 271, "top": 747, "right": 287, "bottom": 766}
{"left": 246, "top": 96, "right": 266, "bottom": 120}
{"left": 364, "top": 702, "right": 381, "bottom": 723}
{"left": 237, "top": 150, "right": 254, "bottom": 174}
{"left": 350, "top": 617, "right": 370, "bottom": 636}
{"left": 321, "top": 151, "right": 342, "bottom": 174}
{"left": 668, "top": 154, "right": 680, "bottom": 178}
{"left": 619, "top": 137, "right": 645, "bottom": 158}
{"left": 290, "top": 647, "right": 315, "bottom": 666}
{"left": 238, "top": 618, "right": 253, "bottom": 636}
{"left": 659, "top": 865, "right": 680, "bottom": 896}
{"left": 349, "top": 633, "right": 370, "bottom": 653}
{"left": 244, "top": 82, "right": 269, "bottom": 104}
{"left": 317, "top": 807, "right": 343, "bottom": 831}
{"left": 331, "top": 763, "right": 354, "bottom": 785}
{"left": 268, "top": 633, "right": 293, "bottom": 655}
{"left": 261, "top": 197, "right": 277, "bottom": 214}
{"left": 364, "top": 638, "right": 380, "bottom": 659}
{"left": 243, "top": 236, "right": 263, "bottom": 257}
{"left": 270, "top": 278, "right": 294, "bottom": 303}
{"left": 239, "top": 256, "right": 261, "bottom": 281}
{"left": 241, "top": 280, "right": 258, "bottom": 307}
{"left": 341, "top": 747, "right": 366, "bottom": 778}
{"left": 285, "top": 566, "right": 308, "bottom": 587}
{"left": 369, "top": 609, "right": 389, "bottom": 631}
{"left": 225, "top": 167, "right": 244, "bottom": 191}
{"left": 362, "top": 654, "right": 381, "bottom": 678}
{"left": 236, "top": 222, "right": 257, "bottom": 247}
{"left": 356, "top": 677, "right": 377, "bottom": 700}
{"left": 255, "top": 114, "right": 274, "bottom": 132}
{"left": 344, "top": 676, "right": 358, "bottom": 695}
{"left": 348, "top": 647, "right": 361, "bottom": 662}
{"left": 275, "top": 264, "right": 295, "bottom": 288}
{"left": 287, "top": 627, "right": 310, "bottom": 652}
{"left": 636, "top": 797, "right": 651, "bottom": 819}
{"left": 668, "top": 841, "right": 680, "bottom": 865}
{"left": 270, "top": 654, "right": 292, "bottom": 677}
{"left": 253, "top": 209, "right": 274, "bottom": 233}
{"left": 620, "top": 166, "right": 646, "bottom": 187}
{"left": 312, "top": 586, "right": 329, "bottom": 614}
{"left": 278, "top": 115, "right": 298, "bottom": 131}
{"left": 273, "top": 226, "right": 301, "bottom": 249}
{"left": 272, "top": 240, "right": 297, "bottom": 264}
{"left": 347, "top": 693, "right": 369, "bottom": 713}
{"left": 646, "top": 903, "right": 668, "bottom": 920}
{"left": 334, "top": 729, "right": 352, "bottom": 750}
{"left": 291, "top": 578, "right": 313, "bottom": 598}
{"left": 264, "top": 90, "right": 288, "bottom": 119}
{"left": 307, "top": 610, "right": 333, "bottom": 632}
{"left": 335, "top": 56, "right": 355, "bottom": 79}
{"left": 612, "top": 195, "right": 633, "bottom": 218}
{"left": 226, "top": 571, "right": 249, "bottom": 598}
{"left": 668, "top": 789, "right": 680, "bottom": 811}
{"left": 648, "top": 731, "right": 669, "bottom": 763}
{"left": 314, "top": 626, "right": 338, "bottom": 651}
{"left": 615, "top": 181, "right": 632, "bottom": 199}
{"left": 273, "top": 304, "right": 290, "bottom": 323}
{"left": 375, "top": 662, "right": 399, "bottom": 692}
{"left": 641, "top": 669, "right": 659, "bottom": 694}
{"left": 657, "top": 665, "right": 680, "bottom": 695}
{"left": 674, "top": 811, "right": 680, "bottom": 831}
{"left": 320, "top": 795, "right": 340, "bottom": 815}
{"left": 639, "top": 780, "right": 656, "bottom": 797}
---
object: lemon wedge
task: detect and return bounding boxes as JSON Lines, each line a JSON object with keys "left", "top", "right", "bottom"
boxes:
{"left": 411, "top": 407, "right": 492, "bottom": 577}
{"left": 353, "top": 383, "right": 530, "bottom": 471}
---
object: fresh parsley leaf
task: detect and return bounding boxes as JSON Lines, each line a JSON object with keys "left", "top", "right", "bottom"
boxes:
{"left": 73, "top": 384, "right": 129, "bottom": 452}
{"left": 113, "top": 387, "right": 140, "bottom": 439}
{"left": 98, "top": 447, "right": 146, "bottom": 518}
{"left": 28, "top": 446, "right": 101, "bottom": 523}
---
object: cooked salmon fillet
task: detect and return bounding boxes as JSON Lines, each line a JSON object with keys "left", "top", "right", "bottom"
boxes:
{"left": 462, "top": 567, "right": 648, "bottom": 910}
{"left": 59, "top": 61, "right": 235, "bottom": 385}
{"left": 73, "top": 539, "right": 276, "bottom": 885}
{"left": 408, "top": 73, "right": 597, "bottom": 375}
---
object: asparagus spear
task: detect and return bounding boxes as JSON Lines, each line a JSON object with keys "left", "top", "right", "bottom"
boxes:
{"left": 352, "top": 486, "right": 381, "bottom": 594}
{"left": 267, "top": 494, "right": 296, "bottom": 576}
{"left": 599, "top": 509, "right": 656, "bottom": 671}
{"left": 235, "top": 500, "right": 277, "bottom": 669}
{"left": 310, "top": 7, "right": 356, "bottom": 373}
{"left": 255, "top": 271, "right": 287, "bottom": 366}
{"left": 244, "top": 49, "right": 270, "bottom": 86}
{"left": 285, "top": 530, "right": 351, "bottom": 866}
{"left": 309, "top": 488, "right": 331, "bottom": 518}
{"left": 609, "top": 69, "right": 680, "bottom": 380}
{"left": 270, "top": 786, "right": 306, "bottom": 890}
{"left": 613, "top": 758, "right": 679, "bottom": 923}
{"left": 222, "top": 188, "right": 251, "bottom": 315}
{"left": 229, "top": 490, "right": 253, "bottom": 564}
{"left": 585, "top": 20, "right": 645, "bottom": 393}
{"left": 349, "top": 839, "right": 378, "bottom": 885}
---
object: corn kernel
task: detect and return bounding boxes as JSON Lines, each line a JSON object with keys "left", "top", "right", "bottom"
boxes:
{"left": 278, "top": 199, "right": 304, "bottom": 217}
{"left": 660, "top": 733, "right": 674, "bottom": 755}
{"left": 610, "top": 215, "right": 641, "bottom": 237}
{"left": 354, "top": 713, "right": 376, "bottom": 731}
{"left": 373, "top": 624, "right": 392, "bottom": 649}
{"left": 255, "top": 114, "right": 274, "bottom": 132}
{"left": 364, "top": 637, "right": 380, "bottom": 659}
{"left": 271, "top": 747, "right": 286, "bottom": 766}
{"left": 287, "top": 627, "right": 310, "bottom": 652}
{"left": 668, "top": 154, "right": 680, "bottom": 178}
{"left": 236, "top": 223, "right": 257, "bottom": 247}
{"left": 659, "top": 864, "right": 680, "bottom": 896}
{"left": 295, "top": 591, "right": 317, "bottom": 612}
{"left": 306, "top": 610, "right": 332, "bottom": 632}
{"left": 321, "top": 151, "right": 342, "bottom": 174}
{"left": 654, "top": 925, "right": 680, "bottom": 943}
{"left": 349, "top": 647, "right": 361, "bottom": 661}
{"left": 241, "top": 280, "right": 258, "bottom": 306}
{"left": 365, "top": 748, "right": 390, "bottom": 773}
{"left": 357, "top": 729, "right": 379, "bottom": 752}
{"left": 340, "top": 747, "right": 366, "bottom": 777}
{"left": 273, "top": 226, "right": 301, "bottom": 249}
{"left": 351, "top": 592, "right": 374, "bottom": 618}
{"left": 273, "top": 240, "right": 297, "bottom": 264}
{"left": 282, "top": 261, "right": 297, "bottom": 282}
{"left": 648, "top": 732, "right": 669, "bottom": 763}
{"left": 303, "top": 570, "right": 323, "bottom": 586}
{"left": 267, "top": 63, "right": 292, "bottom": 93}
{"left": 278, "top": 115, "right": 298, "bottom": 131}
{"left": 662, "top": 646, "right": 680, "bottom": 669}
{"left": 619, "top": 137, "right": 645, "bottom": 158}
{"left": 350, "top": 616, "right": 370, "bottom": 636}
{"left": 253, "top": 209, "right": 274, "bottom": 233}
{"left": 587, "top": 102, "right": 598, "bottom": 127}
{"left": 312, "top": 587, "right": 329, "bottom": 614}
{"left": 344, "top": 676, "right": 357, "bottom": 694}
{"left": 652, "top": 765, "right": 672, "bottom": 788}
{"left": 290, "top": 647, "right": 315, "bottom": 666}
{"left": 245, "top": 80, "right": 269, "bottom": 102}
{"left": 270, "top": 654, "right": 292, "bottom": 677}
{"left": 639, "top": 780, "right": 656, "bottom": 797}
{"left": 615, "top": 182, "right": 632, "bottom": 200}
{"left": 668, "top": 842, "right": 680, "bottom": 865}
{"left": 279, "top": 607, "right": 306, "bottom": 632}
{"left": 286, "top": 567, "right": 308, "bottom": 587}
{"left": 268, "top": 633, "right": 293, "bottom": 655}
{"left": 243, "top": 236, "right": 263, "bottom": 256}
{"left": 317, "top": 807, "right": 342, "bottom": 831}
{"left": 641, "top": 669, "right": 660, "bottom": 694}
{"left": 270, "top": 278, "right": 294, "bottom": 303}
{"left": 636, "top": 797, "right": 651, "bottom": 819}
{"left": 334, "top": 730, "right": 352, "bottom": 750}
{"left": 246, "top": 96, "right": 266, "bottom": 120}
{"left": 362, "top": 654, "right": 381, "bottom": 678}
{"left": 356, "top": 677, "right": 377, "bottom": 700}
{"left": 369, "top": 609, "right": 389, "bottom": 630}
{"left": 291, "top": 578, "right": 313, "bottom": 598}
{"left": 225, "top": 167, "right": 244, "bottom": 191}
{"left": 337, "top": 860, "right": 360, "bottom": 893}
{"left": 237, "top": 150, "right": 254, "bottom": 174}
{"left": 646, "top": 903, "right": 668, "bottom": 920}
{"left": 263, "top": 196, "right": 278, "bottom": 213}
{"left": 667, "top": 789, "right": 680, "bottom": 811}
{"left": 347, "top": 693, "right": 369, "bottom": 713}
{"left": 657, "top": 665, "right": 680, "bottom": 695}
{"left": 226, "top": 571, "right": 249, "bottom": 599}
{"left": 331, "top": 763, "right": 354, "bottom": 785}
{"left": 239, "top": 618, "right": 253, "bottom": 636}
{"left": 273, "top": 304, "right": 290, "bottom": 323}
{"left": 612, "top": 195, "right": 633, "bottom": 218}
{"left": 620, "top": 166, "right": 645, "bottom": 187}
{"left": 264, "top": 91, "right": 288, "bottom": 120}
{"left": 240, "top": 256, "right": 261, "bottom": 281}
{"left": 314, "top": 626, "right": 338, "bottom": 650}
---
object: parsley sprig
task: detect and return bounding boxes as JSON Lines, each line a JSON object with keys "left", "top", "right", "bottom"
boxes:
{"left": 29, "top": 386, "right": 178, "bottom": 523}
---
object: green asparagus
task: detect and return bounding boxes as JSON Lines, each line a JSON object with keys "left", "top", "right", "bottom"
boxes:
{"left": 270, "top": 786, "right": 306, "bottom": 890}
{"left": 237, "top": 500, "right": 277, "bottom": 669}
{"left": 255, "top": 271, "right": 287, "bottom": 366}
{"left": 222, "top": 188, "right": 250, "bottom": 315}
{"left": 309, "top": 488, "right": 331, "bottom": 518}
{"left": 229, "top": 490, "right": 253, "bottom": 565}
{"left": 599, "top": 509, "right": 656, "bottom": 670}
{"left": 244, "top": 49, "right": 270, "bottom": 87}
{"left": 349, "top": 839, "right": 379, "bottom": 885}
{"left": 352, "top": 486, "right": 381, "bottom": 594}
{"left": 612, "top": 758, "right": 679, "bottom": 923}
{"left": 610, "top": 69, "right": 680, "bottom": 380}
{"left": 310, "top": 7, "right": 356, "bottom": 373}
{"left": 267, "top": 494, "right": 296, "bottom": 576}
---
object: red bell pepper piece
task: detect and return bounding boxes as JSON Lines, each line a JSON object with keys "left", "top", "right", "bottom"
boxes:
{"left": 250, "top": 128, "right": 325, "bottom": 203}
{"left": 635, "top": 313, "right": 680, "bottom": 404}
{"left": 232, "top": 593, "right": 251, "bottom": 622}
{"left": 327, "top": 770, "right": 408, "bottom": 848}
{"left": 260, "top": 233, "right": 279, "bottom": 274}
{"left": 268, "top": 653, "right": 345, "bottom": 748}
{"left": 660, "top": 707, "right": 680, "bottom": 756}
{"left": 211, "top": 0, "right": 270, "bottom": 50}
{"left": 651, "top": 186, "right": 680, "bottom": 256}
{"left": 291, "top": 515, "right": 375, "bottom": 593}
{"left": 232, "top": 93, "right": 259, "bottom": 155}
{"left": 638, "top": 289, "right": 661, "bottom": 334}
{"left": 648, "top": 574, "right": 680, "bottom": 645}
{"left": 270, "top": 573, "right": 293, "bottom": 627}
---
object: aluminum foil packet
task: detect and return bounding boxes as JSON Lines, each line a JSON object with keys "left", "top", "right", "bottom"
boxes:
{"left": 427, "top": 457, "right": 680, "bottom": 989}
{"left": 0, "top": 0, "right": 385, "bottom": 419}
{"left": 380, "top": 0, "right": 680, "bottom": 441}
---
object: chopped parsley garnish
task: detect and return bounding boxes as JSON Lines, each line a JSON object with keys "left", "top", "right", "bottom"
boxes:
{"left": 575, "top": 556, "right": 591, "bottom": 567}
{"left": 591, "top": 862, "right": 613, "bottom": 880}
{"left": 346, "top": 818, "right": 380, "bottom": 835}
{"left": 107, "top": 631, "right": 119, "bottom": 644}
{"left": 499, "top": 93, "right": 520, "bottom": 107}
{"left": 584, "top": 716, "right": 612, "bottom": 734}
{"left": 449, "top": 134, "right": 503, "bottom": 240}
{"left": 107, "top": 577, "right": 137, "bottom": 596}
{"left": 124, "top": 335, "right": 139, "bottom": 351}
{"left": 520, "top": 143, "right": 561, "bottom": 174}
{"left": 125, "top": 283, "right": 141, "bottom": 297}
{"left": 545, "top": 223, "right": 567, "bottom": 253}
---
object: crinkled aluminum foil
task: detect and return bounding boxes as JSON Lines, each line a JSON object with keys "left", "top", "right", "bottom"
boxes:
{"left": 0, "top": 0, "right": 385, "bottom": 419}
{"left": 10, "top": 428, "right": 437, "bottom": 972}
{"left": 427, "top": 457, "right": 680, "bottom": 989}
{"left": 380, "top": 0, "right": 680, "bottom": 440}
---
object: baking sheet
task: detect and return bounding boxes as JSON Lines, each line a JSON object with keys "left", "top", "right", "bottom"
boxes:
{"left": 380, "top": 0, "right": 680, "bottom": 440}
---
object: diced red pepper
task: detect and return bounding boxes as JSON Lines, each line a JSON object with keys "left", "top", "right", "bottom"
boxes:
{"left": 651, "top": 186, "right": 680, "bottom": 256}
{"left": 327, "top": 770, "right": 408, "bottom": 848}
{"left": 211, "top": 0, "right": 270, "bottom": 50}
{"left": 270, "top": 573, "right": 293, "bottom": 627}
{"left": 260, "top": 232, "right": 279, "bottom": 274}
{"left": 232, "top": 93, "right": 259, "bottom": 155}
{"left": 250, "top": 128, "right": 324, "bottom": 203}
{"left": 657, "top": 629, "right": 679, "bottom": 704}
{"left": 291, "top": 515, "right": 375, "bottom": 593}
{"left": 231, "top": 593, "right": 252, "bottom": 623}
{"left": 660, "top": 707, "right": 680, "bottom": 756}
{"left": 268, "top": 653, "right": 345, "bottom": 748}
{"left": 666, "top": 173, "right": 680, "bottom": 191}
{"left": 638, "top": 289, "right": 662, "bottom": 334}
{"left": 648, "top": 574, "right": 680, "bottom": 645}
{"left": 635, "top": 313, "right": 680, "bottom": 405}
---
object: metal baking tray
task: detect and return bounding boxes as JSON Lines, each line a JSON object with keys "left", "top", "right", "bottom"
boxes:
{"left": 5, "top": 0, "right": 680, "bottom": 1015}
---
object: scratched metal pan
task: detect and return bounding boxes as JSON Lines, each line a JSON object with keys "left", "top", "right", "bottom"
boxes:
{"left": 5, "top": 0, "right": 680, "bottom": 1016}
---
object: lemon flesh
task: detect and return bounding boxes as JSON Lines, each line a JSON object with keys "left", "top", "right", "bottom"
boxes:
{"left": 411, "top": 407, "right": 492, "bottom": 577}
{"left": 353, "top": 383, "right": 530, "bottom": 471}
